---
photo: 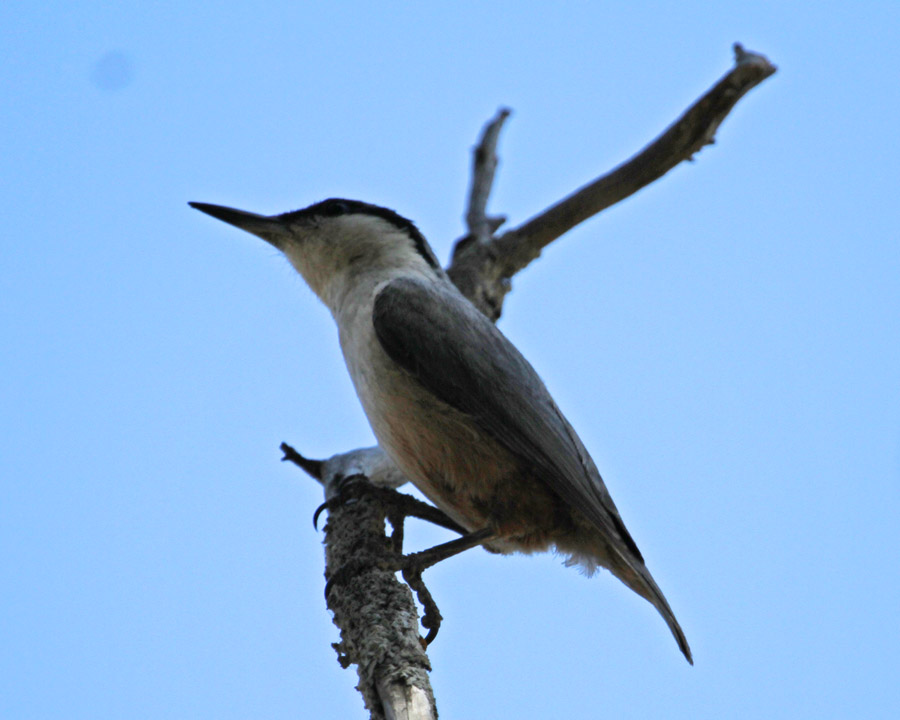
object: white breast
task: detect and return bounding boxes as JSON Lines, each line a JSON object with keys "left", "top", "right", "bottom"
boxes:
{"left": 332, "top": 275, "right": 491, "bottom": 529}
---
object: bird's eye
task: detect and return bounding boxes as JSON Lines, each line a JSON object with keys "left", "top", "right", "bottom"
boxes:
{"left": 323, "top": 200, "right": 349, "bottom": 216}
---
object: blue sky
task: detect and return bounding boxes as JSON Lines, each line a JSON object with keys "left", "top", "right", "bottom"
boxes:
{"left": 2, "top": 2, "right": 898, "bottom": 718}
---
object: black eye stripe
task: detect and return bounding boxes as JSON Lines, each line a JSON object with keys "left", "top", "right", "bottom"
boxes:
{"left": 321, "top": 200, "right": 349, "bottom": 216}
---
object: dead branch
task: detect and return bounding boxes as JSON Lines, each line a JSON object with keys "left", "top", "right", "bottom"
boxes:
{"left": 465, "top": 107, "right": 510, "bottom": 240}
{"left": 449, "top": 43, "right": 777, "bottom": 320}
{"left": 282, "top": 444, "right": 438, "bottom": 720}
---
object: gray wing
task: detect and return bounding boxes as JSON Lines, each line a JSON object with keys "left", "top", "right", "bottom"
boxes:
{"left": 373, "top": 276, "right": 693, "bottom": 664}
{"left": 372, "top": 276, "right": 643, "bottom": 560}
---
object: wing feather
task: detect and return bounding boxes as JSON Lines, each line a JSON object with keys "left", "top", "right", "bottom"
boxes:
{"left": 373, "top": 277, "right": 641, "bottom": 559}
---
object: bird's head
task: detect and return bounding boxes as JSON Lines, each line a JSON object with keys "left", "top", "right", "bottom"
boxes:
{"left": 190, "top": 198, "right": 443, "bottom": 309}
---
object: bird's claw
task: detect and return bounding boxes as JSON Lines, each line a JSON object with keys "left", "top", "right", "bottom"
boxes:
{"left": 312, "top": 473, "right": 371, "bottom": 530}
{"left": 324, "top": 550, "right": 446, "bottom": 645}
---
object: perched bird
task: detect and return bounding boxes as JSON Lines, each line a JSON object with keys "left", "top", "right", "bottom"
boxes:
{"left": 190, "top": 197, "right": 692, "bottom": 663}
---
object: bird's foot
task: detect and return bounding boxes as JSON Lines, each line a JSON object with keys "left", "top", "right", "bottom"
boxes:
{"left": 313, "top": 477, "right": 466, "bottom": 554}
{"left": 311, "top": 473, "right": 372, "bottom": 530}
{"left": 324, "top": 528, "right": 494, "bottom": 644}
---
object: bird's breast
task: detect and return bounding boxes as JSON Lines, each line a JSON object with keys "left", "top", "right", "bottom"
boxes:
{"left": 335, "top": 304, "right": 568, "bottom": 552}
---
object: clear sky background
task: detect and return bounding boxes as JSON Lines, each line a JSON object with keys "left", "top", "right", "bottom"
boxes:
{"left": 2, "top": 2, "right": 898, "bottom": 718}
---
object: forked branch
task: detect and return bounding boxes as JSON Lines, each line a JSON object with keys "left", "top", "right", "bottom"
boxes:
{"left": 449, "top": 43, "right": 777, "bottom": 320}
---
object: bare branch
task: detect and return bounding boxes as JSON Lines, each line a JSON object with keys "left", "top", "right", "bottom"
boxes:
{"left": 378, "top": 679, "right": 436, "bottom": 720}
{"left": 449, "top": 108, "right": 512, "bottom": 312}
{"left": 303, "top": 449, "right": 437, "bottom": 720}
{"left": 496, "top": 43, "right": 776, "bottom": 262}
{"left": 448, "top": 43, "right": 777, "bottom": 320}
{"left": 280, "top": 443, "right": 324, "bottom": 479}
{"left": 465, "top": 107, "right": 511, "bottom": 240}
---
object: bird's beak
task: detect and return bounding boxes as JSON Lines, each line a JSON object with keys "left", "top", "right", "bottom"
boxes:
{"left": 189, "top": 202, "right": 286, "bottom": 249}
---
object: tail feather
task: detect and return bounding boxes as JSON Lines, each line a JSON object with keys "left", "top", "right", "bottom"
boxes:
{"left": 610, "top": 550, "right": 693, "bottom": 665}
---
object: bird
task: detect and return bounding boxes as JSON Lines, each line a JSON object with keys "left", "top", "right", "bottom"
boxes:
{"left": 190, "top": 197, "right": 692, "bottom": 664}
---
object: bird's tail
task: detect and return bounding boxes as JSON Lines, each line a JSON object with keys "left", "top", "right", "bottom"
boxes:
{"left": 609, "top": 551, "right": 693, "bottom": 665}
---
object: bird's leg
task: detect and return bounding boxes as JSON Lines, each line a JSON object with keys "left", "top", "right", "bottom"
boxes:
{"left": 324, "top": 526, "right": 495, "bottom": 644}
{"left": 399, "top": 527, "right": 495, "bottom": 574}
{"left": 383, "top": 493, "right": 468, "bottom": 553}
{"left": 291, "top": 442, "right": 493, "bottom": 644}
{"left": 312, "top": 475, "right": 466, "bottom": 545}
{"left": 398, "top": 528, "right": 495, "bottom": 644}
